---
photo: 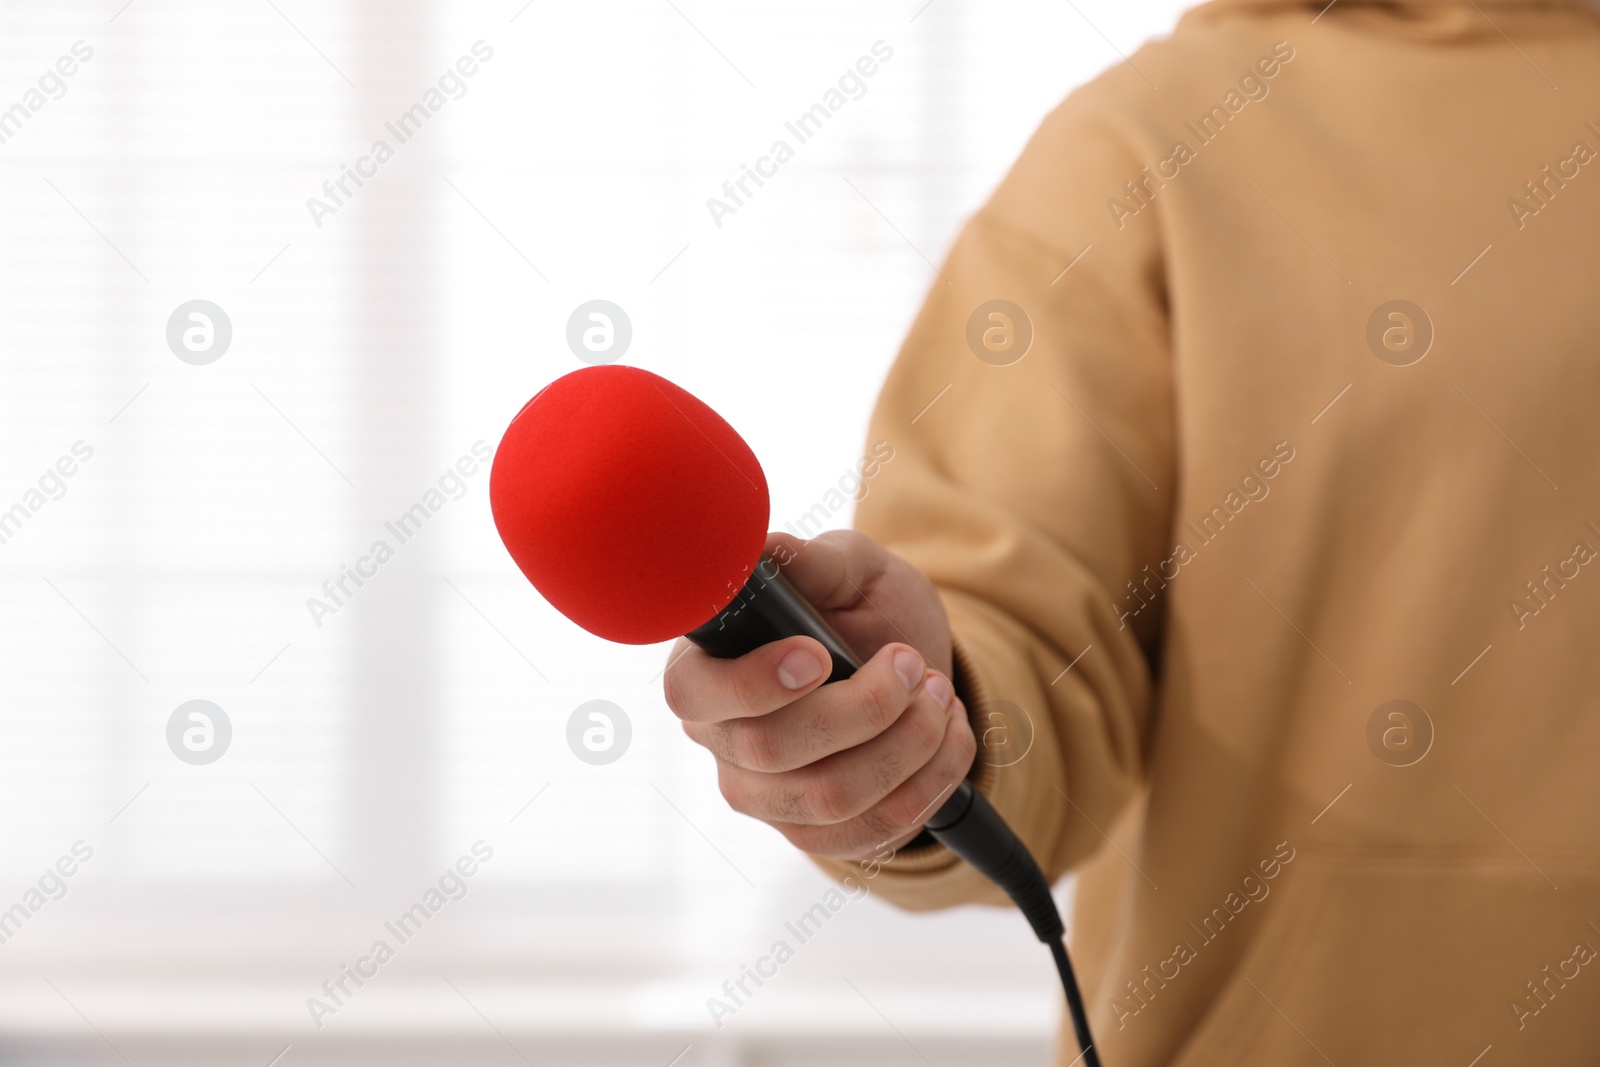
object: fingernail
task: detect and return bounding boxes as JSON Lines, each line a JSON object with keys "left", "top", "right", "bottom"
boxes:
{"left": 892, "top": 649, "right": 923, "bottom": 692}
{"left": 777, "top": 649, "right": 824, "bottom": 690}
{"left": 924, "top": 672, "right": 954, "bottom": 710}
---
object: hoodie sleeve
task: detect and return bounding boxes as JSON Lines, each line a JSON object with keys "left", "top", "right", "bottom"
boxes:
{"left": 812, "top": 92, "right": 1174, "bottom": 909}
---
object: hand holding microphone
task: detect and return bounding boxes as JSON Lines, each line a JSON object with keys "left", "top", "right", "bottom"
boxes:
{"left": 489, "top": 365, "right": 1099, "bottom": 1067}
{"left": 664, "top": 529, "right": 977, "bottom": 862}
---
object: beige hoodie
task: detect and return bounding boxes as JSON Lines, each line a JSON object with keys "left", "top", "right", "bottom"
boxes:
{"left": 816, "top": 1, "right": 1600, "bottom": 1063}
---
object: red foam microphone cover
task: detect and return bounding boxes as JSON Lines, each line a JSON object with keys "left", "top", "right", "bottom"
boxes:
{"left": 489, "top": 366, "right": 769, "bottom": 644}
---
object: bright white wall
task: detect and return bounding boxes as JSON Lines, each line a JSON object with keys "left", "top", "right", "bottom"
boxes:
{"left": 0, "top": 1, "right": 1190, "bottom": 1063}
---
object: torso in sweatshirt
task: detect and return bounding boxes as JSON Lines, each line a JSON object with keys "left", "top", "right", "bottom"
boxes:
{"left": 818, "top": 2, "right": 1600, "bottom": 1064}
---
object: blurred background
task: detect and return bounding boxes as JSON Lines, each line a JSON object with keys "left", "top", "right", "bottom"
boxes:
{"left": 0, "top": 1, "right": 1188, "bottom": 1064}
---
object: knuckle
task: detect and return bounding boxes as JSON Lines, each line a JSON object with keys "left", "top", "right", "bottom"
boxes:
{"left": 696, "top": 721, "right": 733, "bottom": 762}
{"left": 877, "top": 737, "right": 973, "bottom": 836}
{"left": 881, "top": 780, "right": 941, "bottom": 837}
{"left": 948, "top": 714, "right": 978, "bottom": 771}
{"left": 767, "top": 787, "right": 811, "bottom": 824}
{"left": 811, "top": 528, "right": 847, "bottom": 550}
{"left": 904, "top": 700, "right": 947, "bottom": 762}
{"left": 728, "top": 719, "right": 785, "bottom": 772}
{"left": 808, "top": 773, "right": 860, "bottom": 825}
{"left": 661, "top": 662, "right": 687, "bottom": 716}
{"left": 854, "top": 804, "right": 902, "bottom": 849}
{"left": 873, "top": 798, "right": 921, "bottom": 841}
{"left": 854, "top": 672, "right": 905, "bottom": 735}
{"left": 680, "top": 719, "right": 708, "bottom": 749}
{"left": 867, "top": 749, "right": 904, "bottom": 801}
{"left": 820, "top": 527, "right": 866, "bottom": 557}
{"left": 716, "top": 768, "right": 749, "bottom": 815}
{"left": 796, "top": 705, "right": 838, "bottom": 757}
{"left": 857, "top": 806, "right": 921, "bottom": 857}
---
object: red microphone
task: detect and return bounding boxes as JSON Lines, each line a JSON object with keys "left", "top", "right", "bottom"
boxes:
{"left": 488, "top": 364, "right": 769, "bottom": 645}
{"left": 488, "top": 365, "right": 1099, "bottom": 1067}
{"left": 488, "top": 364, "right": 861, "bottom": 676}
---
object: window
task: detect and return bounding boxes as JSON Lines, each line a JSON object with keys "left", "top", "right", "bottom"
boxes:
{"left": 0, "top": 1, "right": 1188, "bottom": 1061}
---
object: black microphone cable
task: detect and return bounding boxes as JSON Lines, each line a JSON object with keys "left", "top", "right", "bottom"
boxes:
{"left": 922, "top": 778, "right": 1099, "bottom": 1067}
{"left": 688, "top": 557, "right": 1101, "bottom": 1067}
{"left": 1052, "top": 938, "right": 1099, "bottom": 1067}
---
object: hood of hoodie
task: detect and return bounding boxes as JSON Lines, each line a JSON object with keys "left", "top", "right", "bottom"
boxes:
{"left": 1186, "top": 0, "right": 1600, "bottom": 39}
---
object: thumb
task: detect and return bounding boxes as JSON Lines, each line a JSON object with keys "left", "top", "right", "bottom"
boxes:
{"left": 764, "top": 529, "right": 889, "bottom": 613}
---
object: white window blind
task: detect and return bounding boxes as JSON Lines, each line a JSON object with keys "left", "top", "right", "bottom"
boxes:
{"left": 0, "top": 0, "right": 1191, "bottom": 1053}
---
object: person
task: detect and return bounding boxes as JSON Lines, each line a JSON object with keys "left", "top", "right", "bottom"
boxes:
{"left": 663, "top": 0, "right": 1600, "bottom": 1062}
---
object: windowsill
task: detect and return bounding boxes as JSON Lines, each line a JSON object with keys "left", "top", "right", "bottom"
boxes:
{"left": 0, "top": 977, "right": 1059, "bottom": 1039}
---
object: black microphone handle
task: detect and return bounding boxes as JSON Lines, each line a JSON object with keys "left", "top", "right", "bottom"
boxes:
{"left": 685, "top": 556, "right": 1099, "bottom": 1067}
